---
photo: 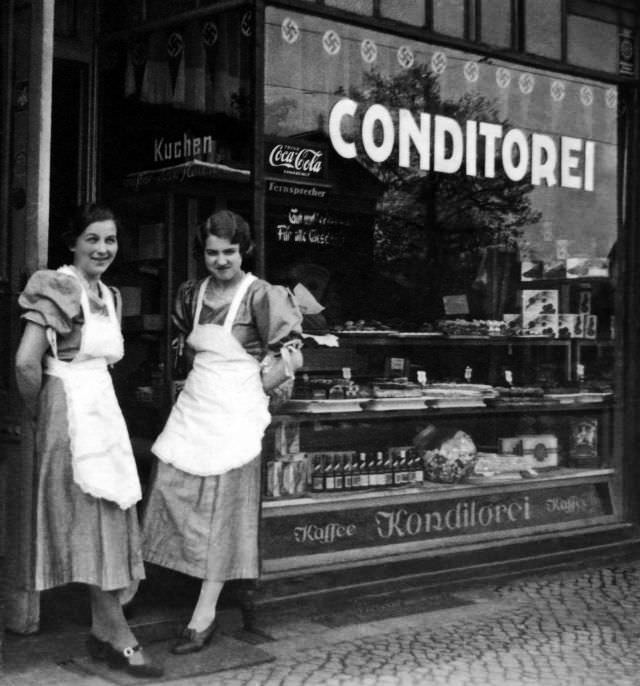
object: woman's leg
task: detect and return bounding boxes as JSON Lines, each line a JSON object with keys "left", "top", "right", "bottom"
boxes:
{"left": 188, "top": 580, "right": 224, "bottom": 631}
{"left": 89, "top": 586, "right": 145, "bottom": 665}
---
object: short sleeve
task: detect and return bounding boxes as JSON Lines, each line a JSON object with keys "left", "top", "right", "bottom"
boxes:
{"left": 18, "top": 270, "right": 82, "bottom": 335}
{"left": 249, "top": 281, "right": 303, "bottom": 351}
{"left": 172, "top": 280, "right": 199, "bottom": 335}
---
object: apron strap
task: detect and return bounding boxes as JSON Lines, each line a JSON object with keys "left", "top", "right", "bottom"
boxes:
{"left": 193, "top": 277, "right": 210, "bottom": 328}
{"left": 223, "top": 273, "right": 257, "bottom": 334}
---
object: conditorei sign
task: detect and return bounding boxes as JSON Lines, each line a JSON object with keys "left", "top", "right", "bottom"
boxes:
{"left": 329, "top": 98, "right": 596, "bottom": 191}
{"left": 261, "top": 481, "right": 613, "bottom": 562}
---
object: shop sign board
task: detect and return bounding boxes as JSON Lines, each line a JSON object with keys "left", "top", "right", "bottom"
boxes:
{"left": 619, "top": 29, "right": 635, "bottom": 77}
{"left": 266, "top": 179, "right": 328, "bottom": 200}
{"left": 261, "top": 482, "right": 613, "bottom": 560}
{"left": 265, "top": 137, "right": 329, "bottom": 182}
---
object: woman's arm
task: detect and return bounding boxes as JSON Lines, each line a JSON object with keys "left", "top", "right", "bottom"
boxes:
{"left": 15, "top": 322, "right": 50, "bottom": 417}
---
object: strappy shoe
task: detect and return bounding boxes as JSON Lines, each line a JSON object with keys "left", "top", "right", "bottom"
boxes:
{"left": 171, "top": 619, "right": 219, "bottom": 655}
{"left": 103, "top": 642, "right": 164, "bottom": 678}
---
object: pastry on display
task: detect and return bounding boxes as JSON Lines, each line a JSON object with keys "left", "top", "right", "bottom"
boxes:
{"left": 372, "top": 380, "right": 423, "bottom": 398}
{"left": 335, "top": 319, "right": 396, "bottom": 333}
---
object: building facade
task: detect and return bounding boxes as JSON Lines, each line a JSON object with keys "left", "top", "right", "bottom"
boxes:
{"left": 2, "top": 0, "right": 640, "bottom": 649}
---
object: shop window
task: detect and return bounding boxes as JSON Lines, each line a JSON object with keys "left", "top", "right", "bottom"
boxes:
{"left": 433, "top": 0, "right": 465, "bottom": 39}
{"left": 479, "top": 0, "right": 511, "bottom": 49}
{"left": 324, "top": 0, "right": 374, "bottom": 16}
{"left": 567, "top": 15, "right": 618, "bottom": 73}
{"left": 263, "top": 6, "right": 619, "bottom": 504}
{"left": 525, "top": 0, "right": 562, "bottom": 60}
{"left": 99, "top": 8, "right": 252, "bottom": 189}
{"left": 379, "top": 0, "right": 426, "bottom": 27}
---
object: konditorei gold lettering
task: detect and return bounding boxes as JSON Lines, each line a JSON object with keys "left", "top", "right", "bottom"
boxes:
{"left": 374, "top": 497, "right": 531, "bottom": 539}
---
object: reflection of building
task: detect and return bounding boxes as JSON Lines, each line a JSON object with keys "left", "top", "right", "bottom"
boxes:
{"left": 1, "top": 0, "right": 640, "bottom": 653}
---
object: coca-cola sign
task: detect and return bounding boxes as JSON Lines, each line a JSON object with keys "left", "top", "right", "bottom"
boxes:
{"left": 265, "top": 138, "right": 327, "bottom": 181}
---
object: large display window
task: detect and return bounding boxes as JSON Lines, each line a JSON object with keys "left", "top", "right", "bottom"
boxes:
{"left": 260, "top": 7, "right": 621, "bottom": 575}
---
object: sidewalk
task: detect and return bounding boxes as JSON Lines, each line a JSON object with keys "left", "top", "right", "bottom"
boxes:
{"left": 3, "top": 555, "right": 640, "bottom": 685}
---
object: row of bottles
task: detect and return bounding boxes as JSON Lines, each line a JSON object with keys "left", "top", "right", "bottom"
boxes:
{"left": 310, "top": 450, "right": 424, "bottom": 493}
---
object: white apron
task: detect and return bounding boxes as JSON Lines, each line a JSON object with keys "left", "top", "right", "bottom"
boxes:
{"left": 44, "top": 266, "right": 142, "bottom": 510}
{"left": 152, "top": 273, "right": 270, "bottom": 476}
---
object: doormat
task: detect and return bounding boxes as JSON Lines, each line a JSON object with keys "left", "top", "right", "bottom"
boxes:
{"left": 62, "top": 634, "right": 275, "bottom": 685}
{"left": 312, "top": 592, "right": 471, "bottom": 629}
{"left": 232, "top": 625, "right": 277, "bottom": 645}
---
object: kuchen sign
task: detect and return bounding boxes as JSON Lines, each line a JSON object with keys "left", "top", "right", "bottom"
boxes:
{"left": 262, "top": 482, "right": 613, "bottom": 562}
{"left": 329, "top": 98, "right": 596, "bottom": 191}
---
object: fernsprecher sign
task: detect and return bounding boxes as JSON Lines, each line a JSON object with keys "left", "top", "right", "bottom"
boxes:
{"left": 329, "top": 98, "right": 596, "bottom": 191}
{"left": 265, "top": 138, "right": 328, "bottom": 181}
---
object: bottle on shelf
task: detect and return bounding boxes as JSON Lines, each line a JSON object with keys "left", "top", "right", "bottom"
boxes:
{"left": 343, "top": 454, "right": 353, "bottom": 490}
{"left": 392, "top": 452, "right": 402, "bottom": 487}
{"left": 358, "top": 452, "right": 370, "bottom": 489}
{"left": 382, "top": 451, "right": 394, "bottom": 487}
{"left": 410, "top": 449, "right": 424, "bottom": 485}
{"left": 324, "top": 455, "right": 335, "bottom": 491}
{"left": 395, "top": 449, "right": 410, "bottom": 486}
{"left": 367, "top": 453, "right": 377, "bottom": 487}
{"left": 350, "top": 453, "right": 360, "bottom": 490}
{"left": 311, "top": 455, "right": 325, "bottom": 493}
{"left": 373, "top": 451, "right": 385, "bottom": 488}
{"left": 333, "top": 454, "right": 344, "bottom": 491}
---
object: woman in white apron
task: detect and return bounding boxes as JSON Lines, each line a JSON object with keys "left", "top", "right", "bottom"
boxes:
{"left": 15, "top": 204, "right": 162, "bottom": 678}
{"left": 142, "top": 210, "right": 302, "bottom": 654}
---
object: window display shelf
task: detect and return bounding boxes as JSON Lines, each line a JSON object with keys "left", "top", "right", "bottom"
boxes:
{"left": 260, "top": 466, "right": 616, "bottom": 577}
{"left": 337, "top": 334, "right": 577, "bottom": 347}
{"left": 273, "top": 399, "right": 614, "bottom": 423}
{"left": 263, "top": 467, "right": 614, "bottom": 511}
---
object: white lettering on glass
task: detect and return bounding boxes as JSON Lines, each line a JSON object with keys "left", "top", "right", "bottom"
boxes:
{"left": 329, "top": 99, "right": 596, "bottom": 191}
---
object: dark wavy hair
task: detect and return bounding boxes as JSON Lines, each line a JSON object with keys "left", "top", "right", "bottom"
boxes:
{"left": 61, "top": 203, "right": 119, "bottom": 248}
{"left": 194, "top": 210, "right": 254, "bottom": 259}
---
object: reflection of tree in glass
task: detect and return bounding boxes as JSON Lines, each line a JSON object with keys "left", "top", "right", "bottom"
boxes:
{"left": 350, "top": 65, "right": 541, "bottom": 321}
{"left": 264, "top": 97, "right": 300, "bottom": 137}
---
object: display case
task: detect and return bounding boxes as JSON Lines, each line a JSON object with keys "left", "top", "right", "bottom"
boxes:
{"left": 258, "top": 270, "right": 617, "bottom": 577}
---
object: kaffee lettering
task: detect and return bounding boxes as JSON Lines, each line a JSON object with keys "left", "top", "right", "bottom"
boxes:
{"left": 329, "top": 98, "right": 595, "bottom": 191}
{"left": 293, "top": 522, "right": 356, "bottom": 545}
{"left": 545, "top": 495, "right": 589, "bottom": 514}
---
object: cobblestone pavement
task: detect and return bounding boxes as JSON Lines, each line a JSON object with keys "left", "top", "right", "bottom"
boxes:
{"left": 4, "top": 558, "right": 640, "bottom": 686}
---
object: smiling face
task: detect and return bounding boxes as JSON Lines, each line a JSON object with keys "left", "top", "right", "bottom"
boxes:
{"left": 204, "top": 234, "right": 243, "bottom": 284}
{"left": 71, "top": 219, "right": 118, "bottom": 281}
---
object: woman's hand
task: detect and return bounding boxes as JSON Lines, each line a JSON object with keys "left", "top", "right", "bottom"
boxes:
{"left": 15, "top": 322, "right": 50, "bottom": 418}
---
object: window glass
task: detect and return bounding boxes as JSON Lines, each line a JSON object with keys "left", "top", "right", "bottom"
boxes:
{"left": 99, "top": 8, "right": 252, "bottom": 195}
{"left": 433, "top": 0, "right": 465, "bottom": 38}
{"left": 480, "top": 0, "right": 511, "bottom": 48}
{"left": 324, "top": 0, "right": 374, "bottom": 16}
{"left": 380, "top": 0, "right": 426, "bottom": 26}
{"left": 567, "top": 15, "right": 618, "bottom": 73}
{"left": 264, "top": 8, "right": 618, "bottom": 470}
{"left": 525, "top": 0, "right": 562, "bottom": 59}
